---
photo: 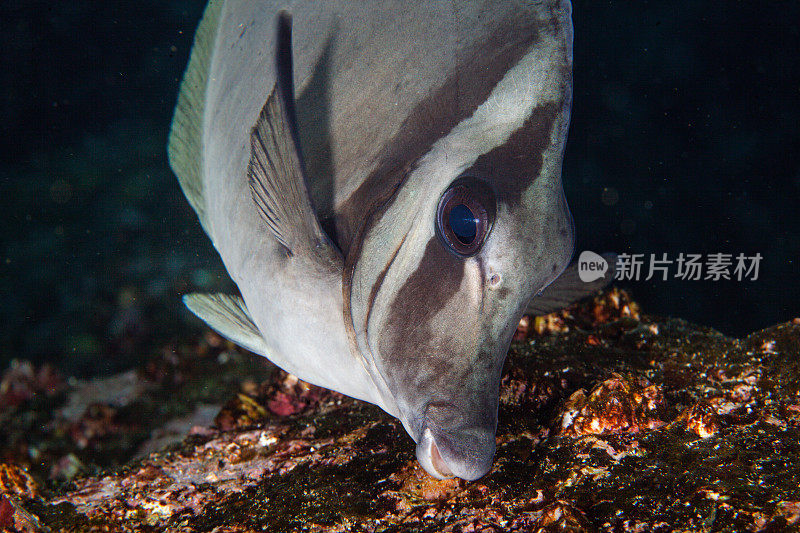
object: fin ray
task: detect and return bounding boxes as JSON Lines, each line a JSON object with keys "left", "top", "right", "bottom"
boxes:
{"left": 167, "top": 0, "right": 224, "bottom": 233}
{"left": 248, "top": 14, "right": 340, "bottom": 260}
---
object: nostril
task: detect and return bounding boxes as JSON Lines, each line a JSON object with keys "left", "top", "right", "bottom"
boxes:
{"left": 429, "top": 438, "right": 454, "bottom": 478}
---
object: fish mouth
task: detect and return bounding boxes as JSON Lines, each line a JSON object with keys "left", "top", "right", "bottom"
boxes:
{"left": 415, "top": 413, "right": 496, "bottom": 481}
{"left": 416, "top": 428, "right": 455, "bottom": 479}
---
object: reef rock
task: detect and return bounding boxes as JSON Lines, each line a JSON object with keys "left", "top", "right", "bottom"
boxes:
{"left": 1, "top": 289, "right": 800, "bottom": 532}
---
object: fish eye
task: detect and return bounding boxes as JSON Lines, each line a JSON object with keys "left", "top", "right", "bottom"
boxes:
{"left": 436, "top": 177, "right": 496, "bottom": 257}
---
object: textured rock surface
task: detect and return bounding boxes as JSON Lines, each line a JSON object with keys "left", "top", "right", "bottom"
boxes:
{"left": 2, "top": 289, "right": 800, "bottom": 532}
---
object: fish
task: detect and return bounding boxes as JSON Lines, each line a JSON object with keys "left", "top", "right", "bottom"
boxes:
{"left": 168, "top": 0, "right": 609, "bottom": 481}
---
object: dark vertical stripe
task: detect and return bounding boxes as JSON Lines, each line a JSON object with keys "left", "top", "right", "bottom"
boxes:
{"left": 364, "top": 232, "right": 407, "bottom": 332}
{"left": 466, "top": 101, "right": 563, "bottom": 210}
{"left": 378, "top": 238, "right": 465, "bottom": 378}
{"left": 336, "top": 13, "right": 549, "bottom": 255}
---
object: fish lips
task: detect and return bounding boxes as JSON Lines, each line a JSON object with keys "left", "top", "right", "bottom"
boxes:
{"left": 414, "top": 400, "right": 498, "bottom": 481}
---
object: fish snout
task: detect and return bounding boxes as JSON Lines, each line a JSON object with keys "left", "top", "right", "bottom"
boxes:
{"left": 415, "top": 405, "right": 496, "bottom": 481}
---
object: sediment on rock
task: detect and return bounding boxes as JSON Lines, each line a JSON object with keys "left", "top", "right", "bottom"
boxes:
{"left": 1, "top": 289, "right": 799, "bottom": 532}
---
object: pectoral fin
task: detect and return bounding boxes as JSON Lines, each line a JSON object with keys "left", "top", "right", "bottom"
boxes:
{"left": 248, "top": 13, "right": 339, "bottom": 262}
{"left": 183, "top": 293, "right": 269, "bottom": 356}
{"left": 526, "top": 253, "right": 617, "bottom": 316}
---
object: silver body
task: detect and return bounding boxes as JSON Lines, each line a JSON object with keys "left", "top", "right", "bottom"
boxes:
{"left": 173, "top": 0, "right": 575, "bottom": 480}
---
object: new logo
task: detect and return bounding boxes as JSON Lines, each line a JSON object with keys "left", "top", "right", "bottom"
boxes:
{"left": 578, "top": 251, "right": 609, "bottom": 283}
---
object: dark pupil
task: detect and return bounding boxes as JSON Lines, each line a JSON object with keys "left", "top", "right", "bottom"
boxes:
{"left": 449, "top": 204, "right": 477, "bottom": 245}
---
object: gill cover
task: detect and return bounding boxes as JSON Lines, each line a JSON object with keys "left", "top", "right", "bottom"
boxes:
{"left": 343, "top": 1, "right": 576, "bottom": 479}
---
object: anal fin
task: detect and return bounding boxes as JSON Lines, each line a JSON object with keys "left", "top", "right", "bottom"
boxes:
{"left": 183, "top": 293, "right": 269, "bottom": 356}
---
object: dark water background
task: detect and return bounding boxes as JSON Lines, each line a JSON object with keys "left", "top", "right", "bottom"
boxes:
{"left": 1, "top": 1, "right": 798, "bottom": 376}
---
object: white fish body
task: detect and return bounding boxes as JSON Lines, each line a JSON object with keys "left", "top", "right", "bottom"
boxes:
{"left": 169, "top": 0, "right": 606, "bottom": 480}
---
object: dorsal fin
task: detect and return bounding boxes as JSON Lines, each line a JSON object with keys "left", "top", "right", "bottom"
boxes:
{"left": 167, "top": 0, "right": 224, "bottom": 233}
{"left": 183, "top": 293, "right": 269, "bottom": 356}
{"left": 248, "top": 13, "right": 340, "bottom": 261}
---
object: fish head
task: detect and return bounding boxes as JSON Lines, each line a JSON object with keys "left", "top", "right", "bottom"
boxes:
{"left": 344, "top": 116, "right": 574, "bottom": 480}
{"left": 343, "top": 4, "right": 574, "bottom": 481}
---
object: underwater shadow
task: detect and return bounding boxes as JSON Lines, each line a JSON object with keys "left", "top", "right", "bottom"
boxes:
{"left": 296, "top": 27, "right": 339, "bottom": 246}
